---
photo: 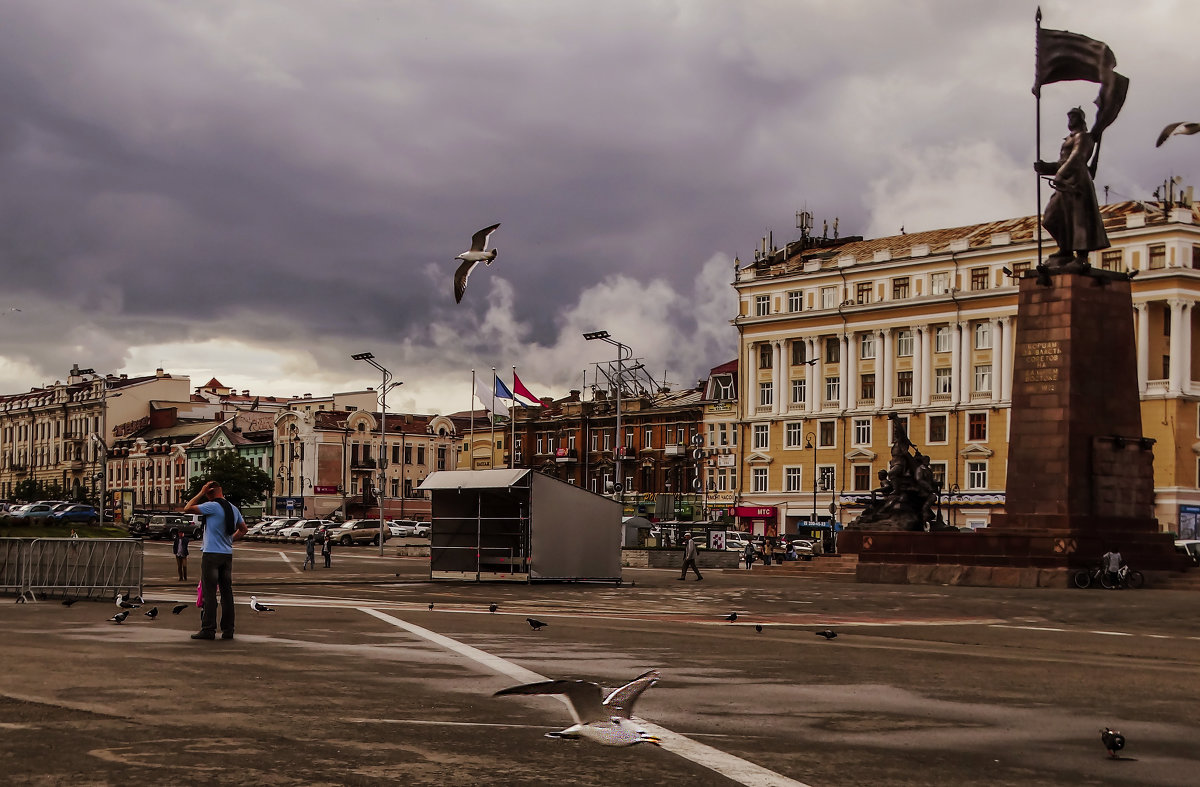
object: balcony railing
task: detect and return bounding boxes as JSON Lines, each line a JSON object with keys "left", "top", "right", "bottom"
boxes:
{"left": 663, "top": 445, "right": 684, "bottom": 456}
{"left": 787, "top": 402, "right": 806, "bottom": 411}
{"left": 969, "top": 391, "right": 991, "bottom": 401}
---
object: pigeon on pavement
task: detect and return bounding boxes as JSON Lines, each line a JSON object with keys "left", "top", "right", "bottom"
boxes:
{"left": 428, "top": 602, "right": 434, "bottom": 611}
{"left": 489, "top": 603, "right": 498, "bottom": 613}
{"left": 1101, "top": 727, "right": 1126, "bottom": 758}
{"left": 527, "top": 617, "right": 548, "bottom": 631}
{"left": 494, "top": 670, "right": 662, "bottom": 746}
{"left": 725, "top": 612, "right": 738, "bottom": 622}
{"left": 453, "top": 223, "right": 500, "bottom": 303}
{"left": 144, "top": 607, "right": 158, "bottom": 619}
{"left": 109, "top": 610, "right": 129, "bottom": 624}
{"left": 755, "top": 624, "right": 763, "bottom": 633}
{"left": 815, "top": 629, "right": 837, "bottom": 640}
{"left": 249, "top": 596, "right": 275, "bottom": 613}
{"left": 172, "top": 604, "right": 187, "bottom": 615}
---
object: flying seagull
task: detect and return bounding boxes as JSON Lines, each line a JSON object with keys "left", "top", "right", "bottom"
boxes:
{"left": 1101, "top": 727, "right": 1126, "bottom": 759}
{"left": 453, "top": 223, "right": 500, "bottom": 303}
{"left": 62, "top": 598, "right": 78, "bottom": 607}
{"left": 724, "top": 612, "right": 738, "bottom": 622}
{"left": 1155, "top": 121, "right": 1200, "bottom": 147}
{"left": 489, "top": 603, "right": 498, "bottom": 613}
{"left": 815, "top": 629, "right": 837, "bottom": 640}
{"left": 109, "top": 610, "right": 129, "bottom": 624}
{"left": 115, "top": 593, "right": 140, "bottom": 610}
{"left": 527, "top": 617, "right": 548, "bottom": 631}
{"left": 144, "top": 607, "right": 159, "bottom": 620}
{"left": 172, "top": 604, "right": 188, "bottom": 615}
{"left": 249, "top": 596, "right": 275, "bottom": 613}
{"left": 493, "top": 670, "right": 662, "bottom": 747}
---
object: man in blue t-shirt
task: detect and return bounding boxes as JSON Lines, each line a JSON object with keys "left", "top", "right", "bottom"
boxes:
{"left": 184, "top": 480, "right": 247, "bottom": 640}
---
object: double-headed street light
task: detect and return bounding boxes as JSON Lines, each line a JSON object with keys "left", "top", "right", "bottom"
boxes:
{"left": 583, "top": 331, "right": 631, "bottom": 500}
{"left": 803, "top": 431, "right": 819, "bottom": 524}
{"left": 353, "top": 352, "right": 402, "bottom": 556}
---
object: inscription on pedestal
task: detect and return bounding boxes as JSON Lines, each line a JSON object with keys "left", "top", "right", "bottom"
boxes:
{"left": 1020, "top": 341, "right": 1061, "bottom": 393}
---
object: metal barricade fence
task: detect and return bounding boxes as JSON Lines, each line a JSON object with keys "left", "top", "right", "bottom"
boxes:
{"left": 2, "top": 538, "right": 143, "bottom": 602}
{"left": 0, "top": 538, "right": 25, "bottom": 595}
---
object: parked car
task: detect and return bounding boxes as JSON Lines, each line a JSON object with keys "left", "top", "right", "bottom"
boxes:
{"left": 145, "top": 514, "right": 198, "bottom": 540}
{"left": 411, "top": 521, "right": 431, "bottom": 538}
{"left": 245, "top": 521, "right": 271, "bottom": 537}
{"left": 8, "top": 503, "right": 56, "bottom": 525}
{"left": 260, "top": 517, "right": 300, "bottom": 536}
{"left": 50, "top": 504, "right": 100, "bottom": 525}
{"left": 390, "top": 519, "right": 418, "bottom": 537}
{"left": 279, "top": 519, "right": 332, "bottom": 540}
{"left": 1176, "top": 539, "right": 1200, "bottom": 566}
{"left": 789, "top": 539, "right": 815, "bottom": 559}
{"left": 329, "top": 520, "right": 390, "bottom": 546}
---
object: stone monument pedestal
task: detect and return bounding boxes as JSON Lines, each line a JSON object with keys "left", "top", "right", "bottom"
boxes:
{"left": 840, "top": 269, "right": 1188, "bottom": 584}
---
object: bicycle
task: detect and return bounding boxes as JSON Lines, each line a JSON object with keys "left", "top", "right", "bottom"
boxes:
{"left": 1072, "top": 564, "right": 1105, "bottom": 589}
{"left": 1100, "top": 564, "right": 1144, "bottom": 589}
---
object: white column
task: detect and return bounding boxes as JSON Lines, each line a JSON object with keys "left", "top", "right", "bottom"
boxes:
{"left": 991, "top": 318, "right": 1004, "bottom": 401}
{"left": 1169, "top": 299, "right": 1185, "bottom": 393}
{"left": 875, "top": 329, "right": 888, "bottom": 409}
{"left": 844, "top": 333, "right": 854, "bottom": 407}
{"left": 1135, "top": 303, "right": 1149, "bottom": 393}
{"left": 810, "top": 337, "right": 823, "bottom": 413}
{"left": 960, "top": 321, "right": 973, "bottom": 400}
{"left": 999, "top": 316, "right": 1014, "bottom": 401}
{"left": 880, "top": 328, "right": 894, "bottom": 407}
{"left": 1184, "top": 302, "right": 1194, "bottom": 394}
{"left": 846, "top": 332, "right": 859, "bottom": 410}
{"left": 912, "top": 325, "right": 925, "bottom": 406}
{"left": 772, "top": 340, "right": 783, "bottom": 416}
{"left": 950, "top": 322, "right": 962, "bottom": 406}
{"left": 919, "top": 325, "right": 933, "bottom": 406}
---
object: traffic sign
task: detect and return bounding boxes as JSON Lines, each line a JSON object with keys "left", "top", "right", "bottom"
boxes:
{"left": 692, "top": 448, "right": 704, "bottom": 461}
{"left": 690, "top": 434, "right": 704, "bottom": 447}
{"left": 692, "top": 478, "right": 702, "bottom": 491}
{"left": 613, "top": 483, "right": 623, "bottom": 493}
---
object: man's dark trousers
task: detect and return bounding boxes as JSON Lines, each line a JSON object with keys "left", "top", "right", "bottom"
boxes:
{"left": 200, "top": 552, "right": 235, "bottom": 636}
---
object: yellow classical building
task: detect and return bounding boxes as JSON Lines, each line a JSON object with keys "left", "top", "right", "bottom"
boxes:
{"left": 731, "top": 198, "right": 1200, "bottom": 539}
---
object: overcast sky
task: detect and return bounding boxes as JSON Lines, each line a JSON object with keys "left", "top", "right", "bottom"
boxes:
{"left": 1, "top": 1, "right": 1196, "bottom": 412}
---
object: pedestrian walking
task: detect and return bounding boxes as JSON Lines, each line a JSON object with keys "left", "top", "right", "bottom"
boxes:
{"left": 184, "top": 479, "right": 247, "bottom": 641}
{"left": 303, "top": 534, "right": 315, "bottom": 570}
{"left": 173, "top": 529, "right": 190, "bottom": 581}
{"left": 743, "top": 540, "right": 755, "bottom": 570}
{"left": 678, "top": 532, "right": 703, "bottom": 581}
{"left": 321, "top": 534, "right": 332, "bottom": 568}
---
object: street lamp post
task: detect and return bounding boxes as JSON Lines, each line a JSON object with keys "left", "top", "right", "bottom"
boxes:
{"left": 583, "top": 331, "right": 630, "bottom": 502}
{"left": 353, "top": 352, "right": 402, "bottom": 556}
{"left": 804, "top": 432, "right": 818, "bottom": 524}
{"left": 948, "top": 483, "right": 961, "bottom": 530}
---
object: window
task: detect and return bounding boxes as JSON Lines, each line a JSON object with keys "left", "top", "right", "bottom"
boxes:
{"left": 391, "top": 478, "right": 399, "bottom": 497}
{"left": 752, "top": 467, "right": 768, "bottom": 493}
{"left": 856, "top": 281, "right": 872, "bottom": 304}
{"left": 790, "top": 378, "right": 806, "bottom": 405}
{"left": 1163, "top": 354, "right": 1171, "bottom": 379}
{"left": 1149, "top": 243, "right": 1166, "bottom": 270}
{"left": 625, "top": 430, "right": 634, "bottom": 448}
{"left": 892, "top": 277, "right": 910, "bottom": 299}
{"left": 403, "top": 479, "right": 414, "bottom": 497}
{"left": 853, "top": 465, "right": 872, "bottom": 491}
{"left": 825, "top": 337, "right": 840, "bottom": 363}
{"left": 417, "top": 445, "right": 426, "bottom": 465}
{"left": 785, "top": 422, "right": 804, "bottom": 447}
{"left": 853, "top": 418, "right": 871, "bottom": 445}
{"left": 785, "top": 467, "right": 803, "bottom": 492}
{"left": 753, "top": 424, "right": 769, "bottom": 450}
{"left": 974, "top": 364, "right": 992, "bottom": 393}
{"left": 935, "top": 367, "right": 952, "bottom": 394}
{"left": 758, "top": 382, "right": 773, "bottom": 407}
{"left": 820, "top": 286, "right": 838, "bottom": 309}
{"left": 755, "top": 295, "right": 769, "bottom": 316}
{"left": 968, "top": 412, "right": 987, "bottom": 441}
{"left": 713, "top": 374, "right": 735, "bottom": 400}
{"left": 759, "top": 344, "right": 772, "bottom": 369}
{"left": 787, "top": 290, "right": 801, "bottom": 312}
{"left": 970, "top": 267, "right": 989, "bottom": 290}
{"left": 819, "top": 465, "right": 836, "bottom": 490}
{"left": 825, "top": 376, "right": 840, "bottom": 403}
{"left": 791, "top": 340, "right": 807, "bottom": 366}
{"left": 1194, "top": 245, "right": 1200, "bottom": 269}
{"left": 590, "top": 431, "right": 598, "bottom": 451}
{"left": 1164, "top": 308, "right": 1171, "bottom": 335}
{"left": 896, "top": 329, "right": 913, "bottom": 357}
{"left": 818, "top": 420, "right": 835, "bottom": 447}
{"left": 719, "top": 423, "right": 728, "bottom": 445}
{"left": 644, "top": 428, "right": 653, "bottom": 448}
{"left": 1100, "top": 249, "right": 1123, "bottom": 271}
{"left": 974, "top": 321, "right": 991, "bottom": 349}
{"left": 603, "top": 431, "right": 612, "bottom": 451}
{"left": 928, "top": 414, "right": 947, "bottom": 443}
{"left": 931, "top": 271, "right": 951, "bottom": 295}
{"left": 931, "top": 462, "right": 947, "bottom": 490}
{"left": 967, "top": 461, "right": 988, "bottom": 489}
{"left": 935, "top": 325, "right": 952, "bottom": 353}
{"left": 896, "top": 370, "right": 913, "bottom": 398}
{"left": 860, "top": 373, "right": 875, "bottom": 401}
{"left": 1012, "top": 261, "right": 1031, "bottom": 275}
{"left": 860, "top": 333, "right": 875, "bottom": 359}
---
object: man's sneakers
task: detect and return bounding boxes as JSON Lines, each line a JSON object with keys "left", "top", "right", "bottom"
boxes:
{"left": 221, "top": 631, "right": 234, "bottom": 640}
{"left": 191, "top": 631, "right": 215, "bottom": 640}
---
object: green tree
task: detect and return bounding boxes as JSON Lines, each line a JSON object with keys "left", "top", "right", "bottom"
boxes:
{"left": 185, "top": 452, "right": 273, "bottom": 508}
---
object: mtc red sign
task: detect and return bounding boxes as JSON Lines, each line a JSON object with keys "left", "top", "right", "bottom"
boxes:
{"left": 733, "top": 506, "right": 776, "bottom": 518}
{"left": 313, "top": 485, "right": 338, "bottom": 495}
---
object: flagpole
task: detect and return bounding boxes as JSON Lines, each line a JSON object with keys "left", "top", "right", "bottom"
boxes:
{"left": 1035, "top": 6, "right": 1043, "bottom": 269}
{"left": 470, "top": 369, "right": 476, "bottom": 471}
{"left": 490, "top": 367, "right": 498, "bottom": 469}
{"left": 511, "top": 366, "right": 518, "bottom": 470}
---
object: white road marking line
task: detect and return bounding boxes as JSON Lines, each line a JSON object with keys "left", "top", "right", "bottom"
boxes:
{"left": 990, "top": 625, "right": 1068, "bottom": 632}
{"left": 278, "top": 551, "right": 301, "bottom": 574}
{"left": 345, "top": 718, "right": 745, "bottom": 738}
{"left": 359, "top": 607, "right": 812, "bottom": 787}
{"left": 1089, "top": 630, "right": 1134, "bottom": 637}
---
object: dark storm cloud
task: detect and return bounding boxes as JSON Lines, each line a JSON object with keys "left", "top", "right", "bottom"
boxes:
{"left": 1, "top": 1, "right": 1197, "bottom": 404}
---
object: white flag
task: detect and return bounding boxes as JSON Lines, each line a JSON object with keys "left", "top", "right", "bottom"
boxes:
{"left": 475, "top": 378, "right": 509, "bottom": 417}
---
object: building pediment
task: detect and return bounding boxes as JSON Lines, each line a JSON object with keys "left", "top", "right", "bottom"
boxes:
{"left": 959, "top": 443, "right": 994, "bottom": 458}
{"left": 746, "top": 452, "right": 772, "bottom": 464}
{"left": 844, "top": 447, "right": 877, "bottom": 461}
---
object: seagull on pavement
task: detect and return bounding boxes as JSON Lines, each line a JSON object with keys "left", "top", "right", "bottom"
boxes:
{"left": 1156, "top": 121, "right": 1200, "bottom": 147}
{"left": 109, "top": 610, "right": 129, "bottom": 624}
{"left": 815, "top": 629, "right": 837, "bottom": 640}
{"left": 249, "top": 596, "right": 275, "bottom": 613}
{"left": 527, "top": 617, "right": 548, "bottom": 631}
{"left": 493, "top": 670, "right": 662, "bottom": 747}
{"left": 172, "top": 604, "right": 187, "bottom": 615}
{"left": 115, "top": 593, "right": 140, "bottom": 610}
{"left": 144, "top": 607, "right": 158, "bottom": 619}
{"left": 453, "top": 223, "right": 500, "bottom": 303}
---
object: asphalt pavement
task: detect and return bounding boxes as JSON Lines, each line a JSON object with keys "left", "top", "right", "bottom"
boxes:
{"left": 1, "top": 540, "right": 1198, "bottom": 786}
